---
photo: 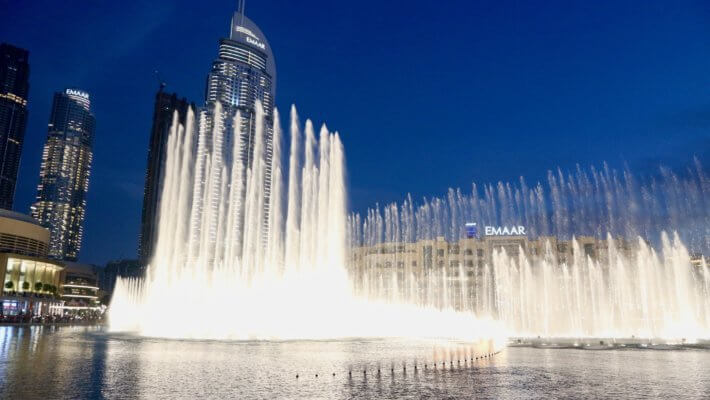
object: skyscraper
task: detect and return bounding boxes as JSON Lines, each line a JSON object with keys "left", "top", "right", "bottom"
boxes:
{"left": 197, "top": 6, "right": 276, "bottom": 250}
{"left": 0, "top": 43, "right": 30, "bottom": 210}
{"left": 31, "top": 88, "right": 95, "bottom": 261}
{"left": 138, "top": 86, "right": 192, "bottom": 266}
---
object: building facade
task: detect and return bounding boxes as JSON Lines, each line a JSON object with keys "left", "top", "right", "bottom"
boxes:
{"left": 0, "top": 43, "right": 30, "bottom": 210}
{"left": 31, "top": 88, "right": 95, "bottom": 261}
{"left": 138, "top": 88, "right": 192, "bottom": 266}
{"left": 60, "top": 261, "right": 101, "bottom": 315}
{"left": 0, "top": 210, "right": 63, "bottom": 318}
{"left": 349, "top": 234, "right": 638, "bottom": 310}
{"left": 0, "top": 209, "right": 49, "bottom": 257}
{"left": 197, "top": 9, "right": 276, "bottom": 250}
{"left": 350, "top": 235, "right": 636, "bottom": 273}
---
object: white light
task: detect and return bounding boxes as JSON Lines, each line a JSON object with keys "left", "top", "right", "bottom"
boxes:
{"left": 62, "top": 294, "right": 98, "bottom": 299}
{"left": 62, "top": 284, "right": 99, "bottom": 290}
{"left": 65, "top": 88, "right": 89, "bottom": 99}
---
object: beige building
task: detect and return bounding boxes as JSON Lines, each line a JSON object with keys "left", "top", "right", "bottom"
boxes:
{"left": 350, "top": 234, "right": 635, "bottom": 274}
{"left": 0, "top": 209, "right": 49, "bottom": 257}
{"left": 348, "top": 233, "right": 637, "bottom": 308}
{"left": 0, "top": 210, "right": 64, "bottom": 318}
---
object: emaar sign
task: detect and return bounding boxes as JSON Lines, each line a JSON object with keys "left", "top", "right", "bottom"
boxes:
{"left": 465, "top": 223, "right": 526, "bottom": 237}
{"left": 246, "top": 36, "right": 266, "bottom": 50}
{"left": 484, "top": 225, "right": 526, "bottom": 236}
{"left": 65, "top": 89, "right": 89, "bottom": 99}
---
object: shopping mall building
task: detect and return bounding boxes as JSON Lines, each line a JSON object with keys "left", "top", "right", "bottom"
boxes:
{"left": 0, "top": 209, "right": 63, "bottom": 317}
{"left": 0, "top": 210, "right": 100, "bottom": 319}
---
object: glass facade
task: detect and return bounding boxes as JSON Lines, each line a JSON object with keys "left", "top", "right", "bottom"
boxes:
{"left": 31, "top": 89, "right": 95, "bottom": 261}
{"left": 2, "top": 256, "right": 62, "bottom": 296}
{"left": 62, "top": 274, "right": 98, "bottom": 300}
{"left": 0, "top": 43, "right": 30, "bottom": 210}
{"left": 138, "top": 90, "right": 192, "bottom": 266}
{"left": 1, "top": 255, "right": 63, "bottom": 317}
{"left": 198, "top": 11, "right": 276, "bottom": 249}
{"left": 60, "top": 264, "right": 100, "bottom": 312}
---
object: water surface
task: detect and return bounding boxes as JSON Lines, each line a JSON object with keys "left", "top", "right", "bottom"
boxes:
{"left": 1, "top": 326, "right": 709, "bottom": 399}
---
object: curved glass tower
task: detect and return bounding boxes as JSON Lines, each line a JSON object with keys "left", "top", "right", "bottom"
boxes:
{"left": 196, "top": 9, "right": 276, "bottom": 252}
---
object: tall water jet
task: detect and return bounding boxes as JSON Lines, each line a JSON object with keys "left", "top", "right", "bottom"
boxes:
{"left": 109, "top": 103, "right": 505, "bottom": 345}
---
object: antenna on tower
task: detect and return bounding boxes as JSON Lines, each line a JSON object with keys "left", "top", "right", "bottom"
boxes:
{"left": 154, "top": 70, "right": 166, "bottom": 92}
{"left": 237, "top": 0, "right": 246, "bottom": 25}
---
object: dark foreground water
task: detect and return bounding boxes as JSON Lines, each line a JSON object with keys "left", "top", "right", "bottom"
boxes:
{"left": 1, "top": 326, "right": 709, "bottom": 399}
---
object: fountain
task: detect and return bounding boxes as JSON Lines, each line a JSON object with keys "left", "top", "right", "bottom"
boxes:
{"left": 487, "top": 233, "right": 710, "bottom": 340}
{"left": 349, "top": 160, "right": 710, "bottom": 342}
{"left": 109, "top": 102, "right": 504, "bottom": 346}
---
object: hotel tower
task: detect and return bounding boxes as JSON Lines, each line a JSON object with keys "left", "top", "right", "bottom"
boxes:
{"left": 196, "top": 5, "right": 276, "bottom": 252}
{"left": 31, "top": 89, "right": 95, "bottom": 261}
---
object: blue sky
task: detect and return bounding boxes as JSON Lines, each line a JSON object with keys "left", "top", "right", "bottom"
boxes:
{"left": 1, "top": 0, "right": 708, "bottom": 264}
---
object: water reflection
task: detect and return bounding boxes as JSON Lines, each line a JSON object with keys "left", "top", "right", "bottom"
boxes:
{"left": 1, "top": 326, "right": 709, "bottom": 399}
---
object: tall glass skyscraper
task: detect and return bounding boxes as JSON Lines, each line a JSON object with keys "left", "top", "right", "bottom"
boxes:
{"left": 31, "top": 89, "right": 95, "bottom": 261}
{"left": 196, "top": 8, "right": 276, "bottom": 250}
{"left": 138, "top": 87, "right": 192, "bottom": 266}
{"left": 0, "top": 43, "right": 30, "bottom": 210}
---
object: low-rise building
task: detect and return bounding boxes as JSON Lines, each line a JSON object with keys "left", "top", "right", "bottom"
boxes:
{"left": 0, "top": 210, "right": 64, "bottom": 318}
{"left": 60, "top": 262, "right": 102, "bottom": 318}
{"left": 348, "top": 232, "right": 637, "bottom": 308}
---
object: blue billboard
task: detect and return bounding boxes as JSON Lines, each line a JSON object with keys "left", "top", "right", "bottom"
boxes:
{"left": 465, "top": 222, "right": 477, "bottom": 238}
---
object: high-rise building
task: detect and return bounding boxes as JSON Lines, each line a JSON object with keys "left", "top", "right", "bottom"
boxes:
{"left": 138, "top": 86, "right": 192, "bottom": 266}
{"left": 0, "top": 43, "right": 30, "bottom": 210}
{"left": 197, "top": 7, "right": 276, "bottom": 251}
{"left": 31, "top": 88, "right": 95, "bottom": 261}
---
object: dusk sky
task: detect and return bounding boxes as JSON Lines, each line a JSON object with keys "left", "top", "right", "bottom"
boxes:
{"left": 1, "top": 0, "right": 708, "bottom": 265}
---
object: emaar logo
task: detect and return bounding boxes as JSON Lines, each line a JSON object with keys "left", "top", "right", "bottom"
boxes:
{"left": 466, "top": 223, "right": 526, "bottom": 237}
{"left": 246, "top": 36, "right": 266, "bottom": 50}
{"left": 485, "top": 225, "right": 526, "bottom": 236}
{"left": 65, "top": 89, "right": 89, "bottom": 99}
{"left": 465, "top": 223, "right": 478, "bottom": 238}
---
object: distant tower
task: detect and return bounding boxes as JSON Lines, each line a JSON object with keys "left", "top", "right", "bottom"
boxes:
{"left": 0, "top": 43, "right": 30, "bottom": 210}
{"left": 197, "top": 4, "right": 276, "bottom": 251}
{"left": 138, "top": 84, "right": 192, "bottom": 266}
{"left": 31, "top": 89, "right": 95, "bottom": 261}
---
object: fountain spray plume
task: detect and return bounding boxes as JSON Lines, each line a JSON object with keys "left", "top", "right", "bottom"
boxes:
{"left": 109, "top": 101, "right": 505, "bottom": 346}
{"left": 349, "top": 158, "right": 710, "bottom": 341}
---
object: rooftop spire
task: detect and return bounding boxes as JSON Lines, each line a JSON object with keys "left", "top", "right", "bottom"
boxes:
{"left": 237, "top": 0, "right": 246, "bottom": 25}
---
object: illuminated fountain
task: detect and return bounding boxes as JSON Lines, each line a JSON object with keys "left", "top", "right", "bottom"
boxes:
{"left": 109, "top": 103, "right": 504, "bottom": 346}
{"left": 487, "top": 233, "right": 710, "bottom": 340}
{"left": 350, "top": 161, "right": 710, "bottom": 341}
